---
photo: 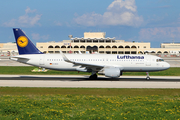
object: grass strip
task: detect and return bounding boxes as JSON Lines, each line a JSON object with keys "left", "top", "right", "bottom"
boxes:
{"left": 1, "top": 87, "right": 180, "bottom": 96}
{"left": 0, "top": 87, "right": 180, "bottom": 120}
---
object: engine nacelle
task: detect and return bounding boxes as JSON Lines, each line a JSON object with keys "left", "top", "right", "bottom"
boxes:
{"left": 104, "top": 67, "right": 121, "bottom": 78}
{"left": 76, "top": 68, "right": 88, "bottom": 72}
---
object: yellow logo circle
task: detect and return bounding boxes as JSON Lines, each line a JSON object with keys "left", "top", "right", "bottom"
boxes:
{"left": 17, "top": 36, "right": 28, "bottom": 47}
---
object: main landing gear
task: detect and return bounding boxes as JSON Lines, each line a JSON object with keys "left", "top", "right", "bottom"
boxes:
{"left": 146, "top": 72, "right": 150, "bottom": 80}
{"left": 89, "top": 71, "right": 97, "bottom": 80}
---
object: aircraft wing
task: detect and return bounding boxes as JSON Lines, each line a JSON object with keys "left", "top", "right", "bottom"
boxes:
{"left": 60, "top": 51, "right": 104, "bottom": 71}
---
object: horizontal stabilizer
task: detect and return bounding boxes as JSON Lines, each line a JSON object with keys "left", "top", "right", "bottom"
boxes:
{"left": 11, "top": 56, "right": 30, "bottom": 61}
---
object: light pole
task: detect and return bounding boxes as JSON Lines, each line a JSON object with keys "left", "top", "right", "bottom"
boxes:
{"left": 68, "top": 35, "right": 73, "bottom": 54}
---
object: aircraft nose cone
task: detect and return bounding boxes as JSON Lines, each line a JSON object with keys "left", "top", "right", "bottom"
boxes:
{"left": 165, "top": 62, "right": 170, "bottom": 69}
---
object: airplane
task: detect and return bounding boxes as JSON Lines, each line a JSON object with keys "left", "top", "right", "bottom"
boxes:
{"left": 11, "top": 28, "right": 170, "bottom": 80}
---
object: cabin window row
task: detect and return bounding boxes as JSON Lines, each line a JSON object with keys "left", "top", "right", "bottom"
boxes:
{"left": 47, "top": 59, "right": 144, "bottom": 62}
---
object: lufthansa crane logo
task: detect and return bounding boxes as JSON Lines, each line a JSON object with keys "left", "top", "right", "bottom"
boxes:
{"left": 17, "top": 36, "right": 28, "bottom": 47}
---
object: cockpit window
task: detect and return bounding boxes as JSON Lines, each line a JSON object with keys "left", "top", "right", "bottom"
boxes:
{"left": 156, "top": 59, "right": 164, "bottom": 62}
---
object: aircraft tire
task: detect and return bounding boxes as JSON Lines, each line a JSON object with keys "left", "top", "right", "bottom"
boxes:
{"left": 146, "top": 77, "right": 150, "bottom": 80}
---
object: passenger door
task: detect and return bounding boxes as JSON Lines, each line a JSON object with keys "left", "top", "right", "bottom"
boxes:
{"left": 146, "top": 55, "right": 151, "bottom": 66}
{"left": 39, "top": 55, "right": 44, "bottom": 65}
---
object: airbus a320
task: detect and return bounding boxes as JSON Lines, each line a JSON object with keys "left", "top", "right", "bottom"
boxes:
{"left": 11, "top": 28, "right": 170, "bottom": 80}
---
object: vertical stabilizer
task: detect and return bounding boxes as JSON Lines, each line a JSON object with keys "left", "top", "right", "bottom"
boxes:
{"left": 13, "top": 28, "right": 43, "bottom": 55}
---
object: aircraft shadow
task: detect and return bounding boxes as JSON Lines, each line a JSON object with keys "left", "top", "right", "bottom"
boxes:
{"left": 0, "top": 76, "right": 179, "bottom": 82}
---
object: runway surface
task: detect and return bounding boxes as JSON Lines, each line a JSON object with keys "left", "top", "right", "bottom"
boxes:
{"left": 0, "top": 75, "right": 180, "bottom": 88}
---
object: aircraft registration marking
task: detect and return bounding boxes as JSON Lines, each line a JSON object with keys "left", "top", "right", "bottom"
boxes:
{"left": 50, "top": 63, "right": 58, "bottom": 65}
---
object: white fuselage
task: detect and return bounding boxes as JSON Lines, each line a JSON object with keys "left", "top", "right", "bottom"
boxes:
{"left": 11, "top": 54, "right": 170, "bottom": 72}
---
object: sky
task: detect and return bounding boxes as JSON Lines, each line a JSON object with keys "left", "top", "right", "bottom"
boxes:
{"left": 0, "top": 0, "right": 180, "bottom": 48}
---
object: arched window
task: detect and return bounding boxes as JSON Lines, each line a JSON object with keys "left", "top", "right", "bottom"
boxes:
{"left": 106, "top": 45, "right": 111, "bottom": 48}
{"left": 55, "top": 45, "right": 60, "bottom": 48}
{"left": 74, "top": 45, "right": 79, "bottom": 48}
{"left": 138, "top": 51, "right": 143, "bottom": 54}
{"left": 48, "top": 45, "right": 53, "bottom": 48}
{"left": 164, "top": 51, "right": 168, "bottom": 54}
{"left": 157, "top": 51, "right": 162, "bottom": 54}
{"left": 118, "top": 46, "right": 123, "bottom": 48}
{"left": 112, "top": 45, "right": 117, "bottom": 48}
{"left": 125, "top": 45, "right": 130, "bottom": 48}
{"left": 92, "top": 46, "right": 98, "bottom": 51}
{"left": 61, "top": 45, "right": 66, "bottom": 48}
{"left": 99, "top": 45, "right": 104, "bottom": 48}
{"left": 67, "top": 46, "right": 72, "bottom": 48}
{"left": 144, "top": 51, "right": 149, "bottom": 54}
{"left": 80, "top": 45, "right": 85, "bottom": 48}
{"left": 86, "top": 46, "right": 91, "bottom": 51}
{"left": 131, "top": 46, "right": 136, "bottom": 48}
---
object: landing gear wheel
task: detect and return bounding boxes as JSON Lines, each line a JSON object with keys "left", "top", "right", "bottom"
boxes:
{"left": 89, "top": 74, "right": 97, "bottom": 80}
{"left": 146, "top": 77, "right": 150, "bottom": 80}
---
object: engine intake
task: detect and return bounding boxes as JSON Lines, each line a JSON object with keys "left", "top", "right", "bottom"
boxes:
{"left": 104, "top": 67, "right": 121, "bottom": 78}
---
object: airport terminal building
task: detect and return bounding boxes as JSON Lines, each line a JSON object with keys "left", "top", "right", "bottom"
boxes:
{"left": 0, "top": 32, "right": 180, "bottom": 56}
{"left": 36, "top": 32, "right": 180, "bottom": 56}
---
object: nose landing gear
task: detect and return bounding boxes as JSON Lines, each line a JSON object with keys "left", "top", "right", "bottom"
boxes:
{"left": 146, "top": 72, "right": 150, "bottom": 80}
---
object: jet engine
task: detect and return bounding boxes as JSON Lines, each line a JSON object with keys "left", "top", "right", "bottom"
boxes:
{"left": 103, "top": 67, "right": 121, "bottom": 78}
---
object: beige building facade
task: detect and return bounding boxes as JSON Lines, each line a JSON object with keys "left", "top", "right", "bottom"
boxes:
{"left": 36, "top": 32, "right": 180, "bottom": 55}
{"left": 0, "top": 42, "right": 18, "bottom": 56}
{"left": 161, "top": 43, "right": 180, "bottom": 48}
{"left": 1, "top": 32, "right": 180, "bottom": 56}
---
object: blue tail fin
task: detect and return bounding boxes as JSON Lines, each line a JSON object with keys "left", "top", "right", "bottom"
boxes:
{"left": 13, "top": 28, "right": 43, "bottom": 55}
